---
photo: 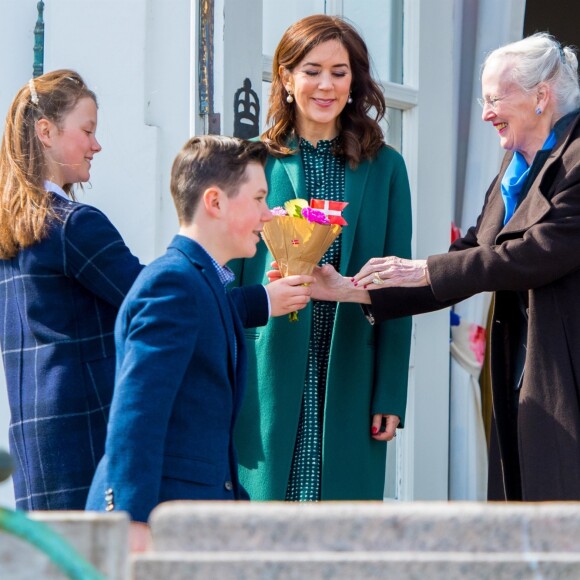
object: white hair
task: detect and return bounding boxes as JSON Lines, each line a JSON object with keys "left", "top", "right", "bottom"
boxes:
{"left": 483, "top": 32, "right": 580, "bottom": 115}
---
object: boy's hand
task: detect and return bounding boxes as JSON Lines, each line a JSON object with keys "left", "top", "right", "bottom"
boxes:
{"left": 266, "top": 275, "right": 314, "bottom": 316}
{"left": 129, "top": 521, "right": 152, "bottom": 552}
{"left": 266, "top": 260, "right": 282, "bottom": 282}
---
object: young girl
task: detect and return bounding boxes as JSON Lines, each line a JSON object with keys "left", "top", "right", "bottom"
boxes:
{"left": 0, "top": 70, "right": 143, "bottom": 510}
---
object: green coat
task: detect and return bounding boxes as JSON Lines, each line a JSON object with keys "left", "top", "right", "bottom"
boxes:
{"left": 230, "top": 145, "right": 412, "bottom": 500}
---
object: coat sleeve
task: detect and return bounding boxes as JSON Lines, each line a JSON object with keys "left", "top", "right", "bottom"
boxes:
{"left": 371, "top": 151, "right": 413, "bottom": 424}
{"left": 229, "top": 285, "right": 269, "bottom": 328}
{"left": 367, "top": 173, "right": 499, "bottom": 322}
{"left": 428, "top": 161, "right": 580, "bottom": 301}
{"left": 103, "top": 268, "right": 199, "bottom": 523}
{"left": 63, "top": 205, "right": 143, "bottom": 306}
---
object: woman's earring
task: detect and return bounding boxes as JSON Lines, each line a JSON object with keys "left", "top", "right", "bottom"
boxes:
{"left": 535, "top": 107, "right": 542, "bottom": 115}
{"left": 347, "top": 93, "right": 353, "bottom": 104}
{"left": 286, "top": 92, "right": 294, "bottom": 104}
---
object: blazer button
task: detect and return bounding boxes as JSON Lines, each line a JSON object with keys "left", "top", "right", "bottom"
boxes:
{"left": 224, "top": 481, "right": 233, "bottom": 491}
{"left": 105, "top": 503, "right": 115, "bottom": 512}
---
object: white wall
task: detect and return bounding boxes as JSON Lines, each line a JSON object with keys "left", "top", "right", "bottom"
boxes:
{"left": 44, "top": 0, "right": 159, "bottom": 262}
{"left": 27, "top": 0, "right": 197, "bottom": 259}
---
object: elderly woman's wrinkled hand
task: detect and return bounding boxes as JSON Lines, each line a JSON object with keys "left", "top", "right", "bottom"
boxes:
{"left": 353, "top": 256, "right": 431, "bottom": 289}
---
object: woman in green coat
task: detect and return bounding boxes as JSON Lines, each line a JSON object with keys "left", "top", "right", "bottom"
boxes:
{"left": 230, "top": 14, "right": 412, "bottom": 501}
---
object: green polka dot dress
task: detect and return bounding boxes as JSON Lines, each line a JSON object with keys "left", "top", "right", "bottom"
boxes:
{"left": 285, "top": 137, "right": 345, "bottom": 502}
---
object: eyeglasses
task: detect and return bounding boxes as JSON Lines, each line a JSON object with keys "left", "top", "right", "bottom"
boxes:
{"left": 477, "top": 89, "right": 520, "bottom": 111}
{"left": 478, "top": 95, "right": 512, "bottom": 111}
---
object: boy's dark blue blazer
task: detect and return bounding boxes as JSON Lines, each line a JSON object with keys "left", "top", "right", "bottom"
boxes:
{"left": 86, "top": 235, "right": 259, "bottom": 522}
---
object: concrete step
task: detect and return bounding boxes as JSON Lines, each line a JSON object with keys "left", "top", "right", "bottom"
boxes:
{"left": 149, "top": 501, "right": 580, "bottom": 554}
{"left": 133, "top": 551, "right": 580, "bottom": 580}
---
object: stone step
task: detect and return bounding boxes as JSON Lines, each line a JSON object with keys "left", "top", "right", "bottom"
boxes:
{"left": 133, "top": 551, "right": 580, "bottom": 580}
{"left": 149, "top": 501, "right": 580, "bottom": 554}
{"left": 0, "top": 511, "right": 129, "bottom": 579}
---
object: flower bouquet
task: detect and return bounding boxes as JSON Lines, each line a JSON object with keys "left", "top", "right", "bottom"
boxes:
{"left": 261, "top": 198, "right": 348, "bottom": 321}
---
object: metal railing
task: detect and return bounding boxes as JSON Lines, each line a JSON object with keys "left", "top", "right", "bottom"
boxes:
{"left": 33, "top": 0, "right": 45, "bottom": 77}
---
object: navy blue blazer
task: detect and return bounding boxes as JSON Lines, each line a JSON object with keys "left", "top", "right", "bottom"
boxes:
{"left": 86, "top": 235, "right": 254, "bottom": 523}
{"left": 0, "top": 195, "right": 267, "bottom": 511}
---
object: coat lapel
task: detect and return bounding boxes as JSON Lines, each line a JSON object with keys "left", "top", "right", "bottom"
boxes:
{"left": 496, "top": 116, "right": 579, "bottom": 243}
{"left": 278, "top": 153, "right": 305, "bottom": 198}
{"left": 227, "top": 292, "right": 247, "bottom": 411}
{"left": 169, "top": 236, "right": 239, "bottom": 391}
{"left": 473, "top": 157, "right": 511, "bottom": 246}
{"left": 480, "top": 161, "right": 550, "bottom": 246}
{"left": 341, "top": 161, "right": 370, "bottom": 274}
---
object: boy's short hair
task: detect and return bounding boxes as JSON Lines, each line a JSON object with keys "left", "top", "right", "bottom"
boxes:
{"left": 170, "top": 135, "right": 268, "bottom": 224}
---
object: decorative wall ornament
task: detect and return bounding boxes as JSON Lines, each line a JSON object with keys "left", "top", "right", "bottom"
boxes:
{"left": 233, "top": 78, "right": 260, "bottom": 139}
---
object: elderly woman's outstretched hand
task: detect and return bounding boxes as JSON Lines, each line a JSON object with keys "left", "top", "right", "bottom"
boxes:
{"left": 353, "top": 256, "right": 431, "bottom": 289}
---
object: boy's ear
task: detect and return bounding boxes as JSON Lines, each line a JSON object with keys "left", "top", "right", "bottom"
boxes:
{"left": 202, "top": 186, "right": 224, "bottom": 218}
{"left": 35, "top": 118, "right": 54, "bottom": 147}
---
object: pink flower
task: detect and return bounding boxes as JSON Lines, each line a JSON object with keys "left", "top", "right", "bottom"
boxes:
{"left": 301, "top": 207, "right": 330, "bottom": 224}
{"left": 468, "top": 324, "right": 486, "bottom": 365}
{"left": 270, "top": 206, "right": 288, "bottom": 216}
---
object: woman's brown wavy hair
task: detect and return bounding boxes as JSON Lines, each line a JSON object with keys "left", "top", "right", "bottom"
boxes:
{"left": 0, "top": 70, "right": 96, "bottom": 259}
{"left": 262, "top": 14, "right": 387, "bottom": 168}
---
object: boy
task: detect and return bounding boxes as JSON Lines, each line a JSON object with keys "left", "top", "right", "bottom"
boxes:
{"left": 86, "top": 136, "right": 313, "bottom": 549}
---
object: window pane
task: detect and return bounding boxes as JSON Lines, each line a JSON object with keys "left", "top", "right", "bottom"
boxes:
{"left": 343, "top": 0, "right": 404, "bottom": 84}
{"left": 382, "top": 108, "right": 403, "bottom": 153}
{"left": 263, "top": 0, "right": 404, "bottom": 85}
{"left": 262, "top": 0, "right": 326, "bottom": 58}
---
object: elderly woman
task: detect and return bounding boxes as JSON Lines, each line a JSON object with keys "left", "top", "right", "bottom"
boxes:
{"left": 315, "top": 32, "right": 580, "bottom": 501}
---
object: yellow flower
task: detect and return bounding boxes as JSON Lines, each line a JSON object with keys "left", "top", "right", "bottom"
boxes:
{"left": 284, "top": 198, "right": 308, "bottom": 218}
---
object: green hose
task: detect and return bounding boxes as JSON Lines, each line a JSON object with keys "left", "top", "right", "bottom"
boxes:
{"left": 0, "top": 507, "right": 105, "bottom": 579}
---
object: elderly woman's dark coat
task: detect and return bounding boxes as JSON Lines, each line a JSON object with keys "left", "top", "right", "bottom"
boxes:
{"left": 369, "top": 112, "right": 580, "bottom": 501}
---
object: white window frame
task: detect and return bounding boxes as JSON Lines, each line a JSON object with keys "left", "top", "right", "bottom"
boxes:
{"left": 392, "top": 0, "right": 454, "bottom": 501}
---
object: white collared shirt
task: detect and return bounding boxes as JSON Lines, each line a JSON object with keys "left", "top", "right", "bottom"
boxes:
{"left": 44, "top": 180, "right": 68, "bottom": 200}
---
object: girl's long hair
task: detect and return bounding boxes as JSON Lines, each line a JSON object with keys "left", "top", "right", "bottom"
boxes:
{"left": 0, "top": 69, "right": 96, "bottom": 259}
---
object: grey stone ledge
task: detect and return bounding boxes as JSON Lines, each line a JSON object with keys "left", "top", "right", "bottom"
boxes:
{"left": 150, "top": 501, "right": 580, "bottom": 554}
{"left": 133, "top": 551, "right": 580, "bottom": 580}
